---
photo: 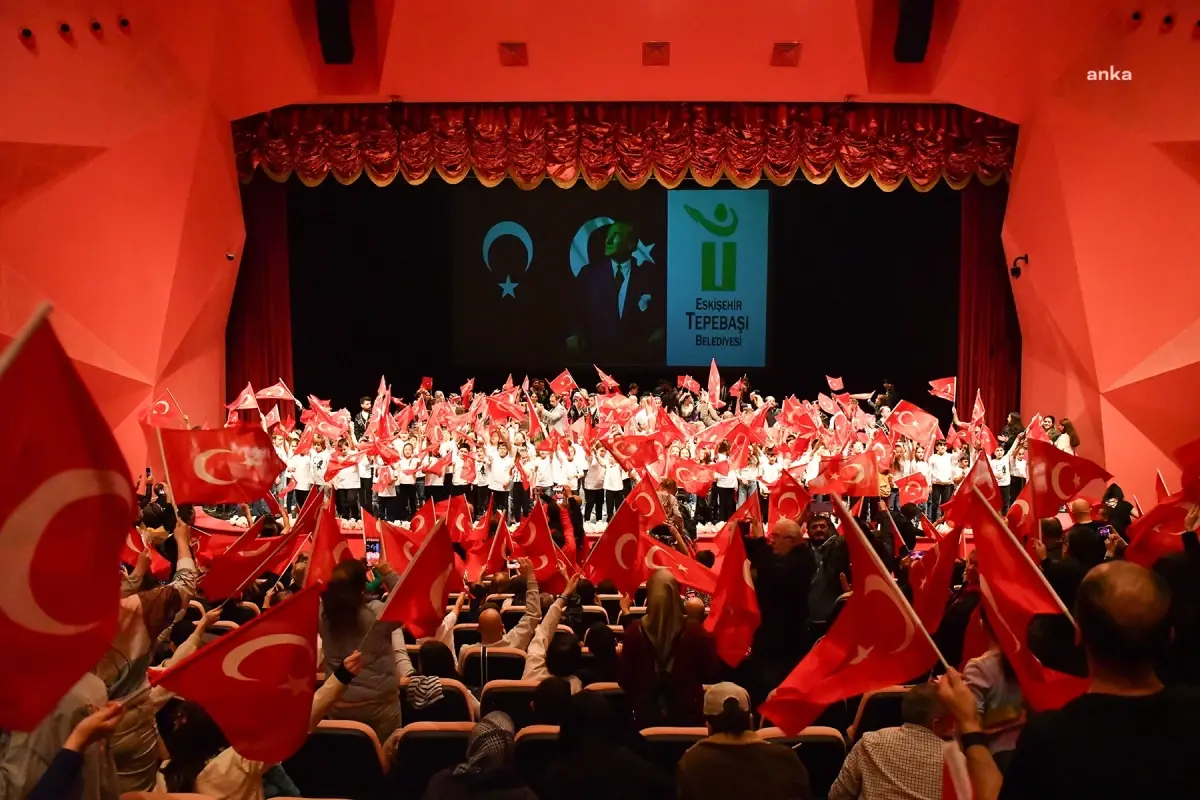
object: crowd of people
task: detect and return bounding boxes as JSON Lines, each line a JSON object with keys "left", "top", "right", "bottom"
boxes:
{"left": 4, "top": 370, "right": 1199, "bottom": 800}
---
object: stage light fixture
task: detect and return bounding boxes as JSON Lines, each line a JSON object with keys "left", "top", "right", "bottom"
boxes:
{"left": 225, "top": 252, "right": 236, "bottom": 262}
{"left": 1010, "top": 254, "right": 1028, "bottom": 280}
{"left": 59, "top": 22, "right": 71, "bottom": 35}
{"left": 1127, "top": 10, "right": 1143, "bottom": 30}
{"left": 90, "top": 20, "right": 102, "bottom": 33}
{"left": 1161, "top": 14, "right": 1175, "bottom": 33}
{"left": 19, "top": 27, "right": 32, "bottom": 39}
{"left": 118, "top": 16, "right": 130, "bottom": 30}
{"left": 1194, "top": 19, "right": 1200, "bottom": 38}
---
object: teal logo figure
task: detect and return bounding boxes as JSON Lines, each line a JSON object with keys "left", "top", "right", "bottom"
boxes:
{"left": 684, "top": 203, "right": 739, "bottom": 291}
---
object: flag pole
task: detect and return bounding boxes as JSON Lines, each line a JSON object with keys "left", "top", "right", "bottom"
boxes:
{"left": 154, "top": 426, "right": 179, "bottom": 513}
{"left": 0, "top": 303, "right": 51, "bottom": 382}
{"left": 165, "top": 387, "right": 188, "bottom": 428}
{"left": 358, "top": 517, "right": 449, "bottom": 650}
{"left": 831, "top": 493, "right": 951, "bottom": 672}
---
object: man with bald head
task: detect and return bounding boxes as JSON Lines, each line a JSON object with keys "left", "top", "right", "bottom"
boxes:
{"left": 940, "top": 561, "right": 1200, "bottom": 799}
{"left": 458, "top": 558, "right": 543, "bottom": 664}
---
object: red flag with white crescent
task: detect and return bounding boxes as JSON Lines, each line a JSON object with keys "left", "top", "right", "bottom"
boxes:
{"left": 594, "top": 365, "right": 619, "bottom": 391}
{"left": 707, "top": 359, "right": 725, "bottom": 409}
{"left": 909, "top": 522, "right": 964, "bottom": 632}
{"left": 149, "top": 585, "right": 321, "bottom": 762}
{"left": 510, "top": 502, "right": 559, "bottom": 583}
{"left": 305, "top": 494, "right": 353, "bottom": 587}
{"left": 0, "top": 309, "right": 136, "bottom": 731}
{"left": 806, "top": 452, "right": 879, "bottom": 497}
{"left": 584, "top": 501, "right": 648, "bottom": 595}
{"left": 157, "top": 425, "right": 286, "bottom": 505}
{"left": 465, "top": 515, "right": 509, "bottom": 583}
{"left": 928, "top": 377, "right": 956, "bottom": 403}
{"left": 201, "top": 516, "right": 301, "bottom": 601}
{"left": 1024, "top": 439, "right": 1111, "bottom": 520}
{"left": 549, "top": 369, "right": 577, "bottom": 396}
{"left": 896, "top": 472, "right": 931, "bottom": 505}
{"left": 766, "top": 470, "right": 812, "bottom": 532}
{"left": 255, "top": 380, "right": 297, "bottom": 405}
{"left": 141, "top": 389, "right": 187, "bottom": 429}
{"left": 971, "top": 389, "right": 986, "bottom": 423}
{"left": 378, "top": 520, "right": 455, "bottom": 638}
{"left": 826, "top": 376, "right": 843, "bottom": 391}
{"left": 226, "top": 382, "right": 261, "bottom": 412}
{"left": 704, "top": 527, "right": 760, "bottom": 667}
{"left": 941, "top": 455, "right": 1003, "bottom": 526}
{"left": 758, "top": 495, "right": 941, "bottom": 734}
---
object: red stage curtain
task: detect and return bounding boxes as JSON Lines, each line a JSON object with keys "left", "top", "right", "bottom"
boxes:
{"left": 958, "top": 180, "right": 1020, "bottom": 434}
{"left": 226, "top": 176, "right": 294, "bottom": 415}
{"left": 233, "top": 103, "right": 1015, "bottom": 191}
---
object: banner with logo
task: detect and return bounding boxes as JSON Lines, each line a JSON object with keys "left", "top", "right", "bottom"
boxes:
{"left": 666, "top": 190, "right": 769, "bottom": 367}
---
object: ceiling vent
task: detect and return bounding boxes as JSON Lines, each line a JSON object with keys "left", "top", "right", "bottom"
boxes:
{"left": 499, "top": 42, "right": 528, "bottom": 67}
{"left": 771, "top": 42, "right": 801, "bottom": 67}
{"left": 642, "top": 41, "right": 670, "bottom": 66}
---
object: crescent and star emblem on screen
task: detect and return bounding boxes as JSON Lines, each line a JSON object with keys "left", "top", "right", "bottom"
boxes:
{"left": 569, "top": 217, "right": 656, "bottom": 277}
{"left": 483, "top": 221, "right": 533, "bottom": 299}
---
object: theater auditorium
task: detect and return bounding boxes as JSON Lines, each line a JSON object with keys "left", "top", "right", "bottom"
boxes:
{"left": 2, "top": 2, "right": 1200, "bottom": 799}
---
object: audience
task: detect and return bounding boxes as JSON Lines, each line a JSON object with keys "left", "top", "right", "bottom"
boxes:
{"left": 523, "top": 575, "right": 583, "bottom": 689}
{"left": 676, "top": 683, "right": 812, "bottom": 800}
{"left": 619, "top": 570, "right": 718, "bottom": 728}
{"left": 531, "top": 677, "right": 574, "bottom": 727}
{"left": 464, "top": 559, "right": 543, "bottom": 664}
{"left": 579, "top": 623, "right": 619, "bottom": 686}
{"left": 423, "top": 712, "right": 536, "bottom": 800}
{"left": 962, "top": 609, "right": 1024, "bottom": 767}
{"left": 939, "top": 561, "right": 1200, "bottom": 799}
{"left": 319, "top": 560, "right": 401, "bottom": 740}
{"left": 540, "top": 692, "right": 669, "bottom": 800}
{"left": 828, "top": 683, "right": 947, "bottom": 800}
{"left": 398, "top": 640, "right": 481, "bottom": 719}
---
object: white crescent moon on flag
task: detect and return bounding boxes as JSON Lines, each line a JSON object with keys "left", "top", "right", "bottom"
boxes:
{"left": 614, "top": 534, "right": 636, "bottom": 570}
{"left": 482, "top": 221, "right": 534, "bottom": 273}
{"left": 842, "top": 464, "right": 865, "bottom": 484}
{"left": 221, "top": 633, "right": 313, "bottom": 682}
{"left": 193, "top": 450, "right": 237, "bottom": 486}
{"left": 238, "top": 542, "right": 273, "bottom": 559}
{"left": 0, "top": 469, "right": 129, "bottom": 635}
{"left": 778, "top": 490, "right": 799, "bottom": 517}
{"left": 631, "top": 491, "right": 655, "bottom": 517}
{"left": 410, "top": 514, "right": 428, "bottom": 537}
{"left": 532, "top": 555, "right": 550, "bottom": 573}
{"left": 516, "top": 524, "right": 538, "bottom": 548}
{"left": 1050, "top": 463, "right": 1072, "bottom": 500}
{"left": 402, "top": 541, "right": 416, "bottom": 563}
{"left": 332, "top": 542, "right": 349, "bottom": 562}
{"left": 896, "top": 411, "right": 916, "bottom": 428}
{"left": 978, "top": 575, "right": 1021, "bottom": 653}
{"left": 429, "top": 563, "right": 453, "bottom": 613}
{"left": 644, "top": 546, "right": 671, "bottom": 571}
{"left": 153, "top": 400, "right": 170, "bottom": 415}
{"left": 742, "top": 559, "right": 755, "bottom": 589}
{"left": 863, "top": 575, "right": 914, "bottom": 654}
{"left": 569, "top": 217, "right": 615, "bottom": 277}
{"left": 1008, "top": 498, "right": 1029, "bottom": 528}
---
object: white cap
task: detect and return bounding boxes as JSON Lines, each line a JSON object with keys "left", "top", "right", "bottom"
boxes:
{"left": 702, "top": 682, "right": 751, "bottom": 716}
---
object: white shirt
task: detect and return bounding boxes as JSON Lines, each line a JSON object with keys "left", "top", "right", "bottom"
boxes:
{"left": 487, "top": 453, "right": 514, "bottom": 491}
{"left": 333, "top": 463, "right": 359, "bottom": 490}
{"left": 532, "top": 455, "right": 555, "bottom": 488}
{"left": 1011, "top": 456, "right": 1028, "bottom": 480}
{"left": 357, "top": 455, "right": 372, "bottom": 479}
{"left": 990, "top": 457, "right": 1011, "bottom": 487}
{"left": 603, "top": 456, "right": 625, "bottom": 491}
{"left": 584, "top": 453, "right": 606, "bottom": 490}
{"left": 1055, "top": 433, "right": 1074, "bottom": 455}
{"left": 396, "top": 456, "right": 419, "bottom": 485}
{"left": 715, "top": 455, "right": 738, "bottom": 488}
{"left": 612, "top": 258, "right": 632, "bottom": 318}
{"left": 928, "top": 452, "right": 955, "bottom": 485}
{"left": 310, "top": 449, "right": 331, "bottom": 487}
{"left": 375, "top": 461, "right": 397, "bottom": 497}
{"left": 758, "top": 459, "right": 782, "bottom": 493}
{"left": 289, "top": 451, "right": 313, "bottom": 491}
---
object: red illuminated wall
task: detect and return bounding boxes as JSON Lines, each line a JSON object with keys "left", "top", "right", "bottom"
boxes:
{"left": 0, "top": 0, "right": 1195, "bottom": 501}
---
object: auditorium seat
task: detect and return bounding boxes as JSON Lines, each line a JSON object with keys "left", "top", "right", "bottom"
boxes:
{"left": 400, "top": 627, "right": 416, "bottom": 644}
{"left": 617, "top": 608, "right": 647, "bottom": 626}
{"left": 183, "top": 600, "right": 205, "bottom": 622}
{"left": 608, "top": 624, "right": 625, "bottom": 643}
{"left": 596, "top": 594, "right": 623, "bottom": 621}
{"left": 459, "top": 646, "right": 527, "bottom": 687}
{"left": 582, "top": 682, "right": 629, "bottom": 722}
{"left": 387, "top": 722, "right": 474, "bottom": 798}
{"left": 581, "top": 604, "right": 610, "bottom": 628}
{"left": 501, "top": 607, "right": 526, "bottom": 631}
{"left": 452, "top": 622, "right": 481, "bottom": 651}
{"left": 400, "top": 677, "right": 476, "bottom": 723}
{"left": 283, "top": 720, "right": 386, "bottom": 800}
{"left": 759, "top": 726, "right": 847, "bottom": 798}
{"left": 220, "top": 601, "right": 259, "bottom": 625}
{"left": 848, "top": 686, "right": 911, "bottom": 743}
{"left": 403, "top": 643, "right": 421, "bottom": 673}
{"left": 479, "top": 679, "right": 541, "bottom": 730}
{"left": 484, "top": 593, "right": 513, "bottom": 606}
{"left": 641, "top": 726, "right": 707, "bottom": 773}
{"left": 513, "top": 725, "right": 562, "bottom": 790}
{"left": 206, "top": 620, "right": 238, "bottom": 636}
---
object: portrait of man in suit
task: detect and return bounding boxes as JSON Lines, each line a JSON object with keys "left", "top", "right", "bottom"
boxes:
{"left": 566, "top": 221, "right": 665, "bottom": 363}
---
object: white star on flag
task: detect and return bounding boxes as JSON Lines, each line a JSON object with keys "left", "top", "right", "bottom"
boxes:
{"left": 498, "top": 275, "right": 518, "bottom": 298}
{"left": 633, "top": 240, "right": 656, "bottom": 266}
{"left": 849, "top": 645, "right": 873, "bottom": 665}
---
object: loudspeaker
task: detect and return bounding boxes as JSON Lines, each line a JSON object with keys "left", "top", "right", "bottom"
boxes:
{"left": 893, "top": 0, "right": 935, "bottom": 63}
{"left": 315, "top": 0, "right": 354, "bottom": 64}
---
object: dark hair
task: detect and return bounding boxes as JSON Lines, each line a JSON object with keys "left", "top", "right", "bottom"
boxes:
{"left": 1103, "top": 483, "right": 1125, "bottom": 503}
{"left": 321, "top": 560, "right": 368, "bottom": 632}
{"left": 584, "top": 622, "right": 616, "bottom": 663}
{"left": 900, "top": 503, "right": 921, "bottom": 521}
{"left": 1040, "top": 517, "right": 1064, "bottom": 543}
{"left": 360, "top": 396, "right": 372, "bottom": 405}
{"left": 575, "top": 578, "right": 596, "bottom": 607}
{"left": 978, "top": 606, "right": 1019, "bottom": 682}
{"left": 560, "top": 689, "right": 616, "bottom": 751}
{"left": 696, "top": 550, "right": 715, "bottom": 569}
{"left": 706, "top": 698, "right": 750, "bottom": 734}
{"left": 900, "top": 683, "right": 943, "bottom": 727}
{"left": 596, "top": 580, "right": 618, "bottom": 595}
{"left": 1060, "top": 418, "right": 1081, "bottom": 449}
{"left": 532, "top": 677, "right": 573, "bottom": 725}
{"left": 1067, "top": 525, "right": 1107, "bottom": 569}
{"left": 546, "top": 632, "right": 582, "bottom": 678}
{"left": 418, "top": 640, "right": 457, "bottom": 679}
{"left": 508, "top": 576, "right": 527, "bottom": 601}
{"left": 163, "top": 701, "right": 228, "bottom": 792}
{"left": 1076, "top": 567, "right": 1172, "bottom": 671}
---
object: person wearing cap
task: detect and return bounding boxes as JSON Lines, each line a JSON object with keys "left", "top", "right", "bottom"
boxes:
{"left": 675, "top": 683, "right": 812, "bottom": 800}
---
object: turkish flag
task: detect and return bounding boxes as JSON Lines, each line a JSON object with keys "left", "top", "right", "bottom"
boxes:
{"left": 1155, "top": 470, "right": 1172, "bottom": 504}
{"left": 379, "top": 520, "right": 456, "bottom": 638}
{"left": 149, "top": 585, "right": 321, "bottom": 762}
{"left": 484, "top": 395, "right": 524, "bottom": 424}
{"left": 826, "top": 375, "right": 844, "bottom": 391}
{"left": 323, "top": 450, "right": 360, "bottom": 483}
{"left": 261, "top": 405, "right": 281, "bottom": 433}
{"left": 807, "top": 452, "right": 879, "bottom": 497}
{"left": 1124, "top": 493, "right": 1195, "bottom": 568}
{"left": 446, "top": 494, "right": 473, "bottom": 544}
{"left": 549, "top": 369, "right": 577, "bottom": 396}
{"left": 941, "top": 456, "right": 1002, "bottom": 526}
{"left": 407, "top": 498, "right": 440, "bottom": 542}
{"left": 1005, "top": 482, "right": 1035, "bottom": 541}
{"left": 226, "top": 382, "right": 261, "bottom": 412}
{"left": 728, "top": 378, "right": 745, "bottom": 399}
{"left": 971, "top": 390, "right": 986, "bottom": 423}
{"left": 678, "top": 375, "right": 701, "bottom": 395}
{"left": 510, "top": 502, "right": 560, "bottom": 583}
{"left": 704, "top": 529, "right": 760, "bottom": 667}
{"left": 606, "top": 434, "right": 666, "bottom": 477}
{"left": 766, "top": 470, "right": 812, "bottom": 532}
{"left": 896, "top": 473, "right": 930, "bottom": 504}
{"left": 889, "top": 401, "right": 939, "bottom": 451}
{"left": 466, "top": 515, "right": 510, "bottom": 583}
{"left": 670, "top": 458, "right": 724, "bottom": 495}
{"left": 1025, "top": 440, "right": 1111, "bottom": 520}
{"left": 928, "top": 377, "right": 956, "bottom": 403}
{"left": 141, "top": 389, "right": 187, "bottom": 429}
{"left": 909, "top": 523, "right": 965, "bottom": 632}
{"left": 256, "top": 380, "right": 297, "bottom": 405}
{"left": 964, "top": 487, "right": 1088, "bottom": 710}
{"left": 526, "top": 397, "right": 546, "bottom": 441}
{"left": 624, "top": 475, "right": 668, "bottom": 530}
{"left": 1024, "top": 415, "right": 1051, "bottom": 443}
{"left": 203, "top": 517, "right": 303, "bottom": 601}
{"left": 759, "top": 496, "right": 941, "bottom": 734}
{"left": 709, "top": 494, "right": 763, "bottom": 572}
{"left": 459, "top": 378, "right": 474, "bottom": 407}
{"left": 641, "top": 533, "right": 717, "bottom": 594}
{"left": 0, "top": 311, "right": 135, "bottom": 730}
{"left": 707, "top": 359, "right": 725, "bottom": 409}
{"left": 305, "top": 494, "right": 354, "bottom": 587}
{"left": 378, "top": 518, "right": 422, "bottom": 572}
{"left": 424, "top": 452, "right": 453, "bottom": 479}
{"left": 595, "top": 365, "right": 619, "bottom": 390}
{"left": 584, "top": 502, "right": 648, "bottom": 595}
{"left": 816, "top": 393, "right": 837, "bottom": 415}
{"left": 157, "top": 425, "right": 286, "bottom": 505}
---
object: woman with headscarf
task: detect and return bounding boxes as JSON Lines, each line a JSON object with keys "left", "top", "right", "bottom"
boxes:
{"left": 423, "top": 711, "right": 535, "bottom": 800}
{"left": 618, "top": 571, "right": 718, "bottom": 728}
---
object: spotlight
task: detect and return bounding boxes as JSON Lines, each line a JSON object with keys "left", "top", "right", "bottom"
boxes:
{"left": 59, "top": 22, "right": 71, "bottom": 35}
{"left": 90, "top": 20, "right": 102, "bottom": 32}
{"left": 19, "top": 27, "right": 32, "bottom": 39}
{"left": 118, "top": 16, "right": 130, "bottom": 30}
{"left": 1195, "top": 19, "right": 1200, "bottom": 38}
{"left": 225, "top": 252, "right": 236, "bottom": 261}
{"left": 1010, "top": 254, "right": 1029, "bottom": 279}
{"left": 1161, "top": 14, "right": 1175, "bottom": 33}
{"left": 1128, "top": 10, "right": 1143, "bottom": 30}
